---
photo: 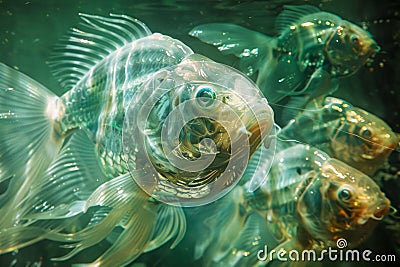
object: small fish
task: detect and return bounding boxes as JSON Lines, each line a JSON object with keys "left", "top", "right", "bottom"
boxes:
{"left": 0, "top": 13, "right": 275, "bottom": 266}
{"left": 280, "top": 96, "right": 399, "bottom": 176}
{"left": 190, "top": 143, "right": 390, "bottom": 266}
{"left": 189, "top": 5, "right": 380, "bottom": 110}
{"left": 254, "top": 143, "right": 390, "bottom": 249}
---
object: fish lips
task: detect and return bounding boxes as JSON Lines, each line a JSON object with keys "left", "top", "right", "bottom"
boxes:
{"left": 241, "top": 104, "right": 274, "bottom": 156}
{"left": 368, "top": 197, "right": 391, "bottom": 221}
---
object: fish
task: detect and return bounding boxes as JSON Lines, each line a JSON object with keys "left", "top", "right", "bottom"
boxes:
{"left": 254, "top": 143, "right": 390, "bottom": 249}
{"left": 189, "top": 142, "right": 391, "bottom": 266}
{"left": 280, "top": 96, "right": 399, "bottom": 176}
{"left": 0, "top": 13, "right": 275, "bottom": 266}
{"left": 189, "top": 5, "right": 380, "bottom": 111}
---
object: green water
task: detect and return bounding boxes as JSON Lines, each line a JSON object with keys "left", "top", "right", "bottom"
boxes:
{"left": 1, "top": 0, "right": 399, "bottom": 129}
{"left": 0, "top": 0, "right": 399, "bottom": 266}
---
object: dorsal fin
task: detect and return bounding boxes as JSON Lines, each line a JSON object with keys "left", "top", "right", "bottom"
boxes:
{"left": 275, "top": 5, "right": 321, "bottom": 33}
{"left": 49, "top": 13, "right": 152, "bottom": 91}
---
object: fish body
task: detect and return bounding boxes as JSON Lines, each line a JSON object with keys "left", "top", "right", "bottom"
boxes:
{"left": 55, "top": 33, "right": 194, "bottom": 177}
{"left": 190, "top": 143, "right": 390, "bottom": 266}
{"left": 0, "top": 13, "right": 275, "bottom": 266}
{"left": 189, "top": 5, "right": 379, "bottom": 109}
{"left": 253, "top": 143, "right": 390, "bottom": 249}
{"left": 280, "top": 96, "right": 399, "bottom": 176}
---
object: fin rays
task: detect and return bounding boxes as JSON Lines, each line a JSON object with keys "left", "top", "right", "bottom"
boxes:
{"left": 49, "top": 13, "right": 152, "bottom": 90}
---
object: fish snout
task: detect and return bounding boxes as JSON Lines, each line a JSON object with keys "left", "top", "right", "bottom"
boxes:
{"left": 362, "top": 41, "right": 380, "bottom": 61}
{"left": 242, "top": 102, "right": 274, "bottom": 154}
{"left": 370, "top": 197, "right": 390, "bottom": 221}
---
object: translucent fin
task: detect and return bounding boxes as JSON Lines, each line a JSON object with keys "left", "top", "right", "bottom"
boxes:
{"left": 280, "top": 68, "right": 339, "bottom": 123}
{"left": 281, "top": 96, "right": 310, "bottom": 122}
{"left": 216, "top": 213, "right": 267, "bottom": 267}
{"left": 0, "top": 225, "right": 63, "bottom": 254}
{"left": 84, "top": 173, "right": 138, "bottom": 210}
{"left": 51, "top": 173, "right": 153, "bottom": 263}
{"left": 193, "top": 228, "right": 212, "bottom": 260}
{"left": 89, "top": 202, "right": 157, "bottom": 267}
{"left": 58, "top": 175, "right": 158, "bottom": 265}
{"left": 189, "top": 23, "right": 271, "bottom": 76}
{"left": 49, "top": 13, "right": 152, "bottom": 90}
{"left": 243, "top": 124, "right": 278, "bottom": 192}
{"left": 51, "top": 208, "right": 128, "bottom": 261}
{"left": 0, "top": 132, "right": 130, "bottom": 257}
{"left": 257, "top": 54, "right": 305, "bottom": 103}
{"left": 145, "top": 204, "right": 186, "bottom": 252}
{"left": 275, "top": 5, "right": 321, "bottom": 33}
{"left": 88, "top": 206, "right": 113, "bottom": 227}
{"left": 193, "top": 197, "right": 239, "bottom": 260}
{"left": 0, "top": 63, "right": 63, "bottom": 228}
{"left": 20, "top": 130, "right": 108, "bottom": 221}
{"left": 1, "top": 171, "right": 157, "bottom": 267}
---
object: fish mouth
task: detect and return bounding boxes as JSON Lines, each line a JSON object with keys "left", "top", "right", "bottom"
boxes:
{"left": 359, "top": 47, "right": 379, "bottom": 66}
{"left": 368, "top": 198, "right": 390, "bottom": 222}
{"left": 357, "top": 41, "right": 380, "bottom": 68}
{"left": 361, "top": 136, "right": 399, "bottom": 160}
{"left": 247, "top": 118, "right": 270, "bottom": 155}
{"left": 360, "top": 144, "right": 382, "bottom": 160}
{"left": 243, "top": 105, "right": 274, "bottom": 156}
{"left": 359, "top": 40, "right": 380, "bottom": 57}
{"left": 367, "top": 42, "right": 380, "bottom": 56}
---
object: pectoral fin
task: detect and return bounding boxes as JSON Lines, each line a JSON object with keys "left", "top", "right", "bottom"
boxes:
{"left": 280, "top": 68, "right": 339, "bottom": 122}
{"left": 145, "top": 204, "right": 186, "bottom": 252}
{"left": 258, "top": 55, "right": 305, "bottom": 103}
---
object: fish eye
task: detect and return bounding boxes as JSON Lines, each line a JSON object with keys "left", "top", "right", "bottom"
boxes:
{"left": 195, "top": 86, "right": 216, "bottom": 108}
{"left": 351, "top": 35, "right": 359, "bottom": 44}
{"left": 359, "top": 127, "right": 372, "bottom": 139}
{"left": 338, "top": 187, "right": 353, "bottom": 202}
{"left": 350, "top": 35, "right": 362, "bottom": 51}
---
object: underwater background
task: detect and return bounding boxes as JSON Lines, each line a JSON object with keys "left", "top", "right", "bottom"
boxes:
{"left": 0, "top": 0, "right": 399, "bottom": 266}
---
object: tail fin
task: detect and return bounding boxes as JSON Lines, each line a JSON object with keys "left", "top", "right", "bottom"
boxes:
{"left": 0, "top": 63, "right": 64, "bottom": 227}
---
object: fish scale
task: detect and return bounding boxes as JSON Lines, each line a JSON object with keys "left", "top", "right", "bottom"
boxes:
{"left": 55, "top": 35, "right": 193, "bottom": 177}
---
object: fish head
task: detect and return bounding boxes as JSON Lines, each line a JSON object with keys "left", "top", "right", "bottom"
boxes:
{"left": 167, "top": 55, "right": 274, "bottom": 184}
{"left": 330, "top": 102, "right": 398, "bottom": 175}
{"left": 127, "top": 54, "right": 274, "bottom": 206}
{"left": 324, "top": 21, "right": 379, "bottom": 77}
{"left": 297, "top": 158, "right": 390, "bottom": 248}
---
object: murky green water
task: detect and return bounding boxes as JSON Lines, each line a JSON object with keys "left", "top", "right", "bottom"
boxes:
{"left": 0, "top": 0, "right": 399, "bottom": 266}
{"left": 1, "top": 0, "right": 399, "bottom": 131}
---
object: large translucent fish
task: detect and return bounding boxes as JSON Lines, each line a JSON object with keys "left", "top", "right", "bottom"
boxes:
{"left": 280, "top": 96, "right": 399, "bottom": 176}
{"left": 189, "top": 143, "right": 390, "bottom": 266}
{"left": 0, "top": 13, "right": 275, "bottom": 266}
{"left": 189, "top": 5, "right": 380, "bottom": 110}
